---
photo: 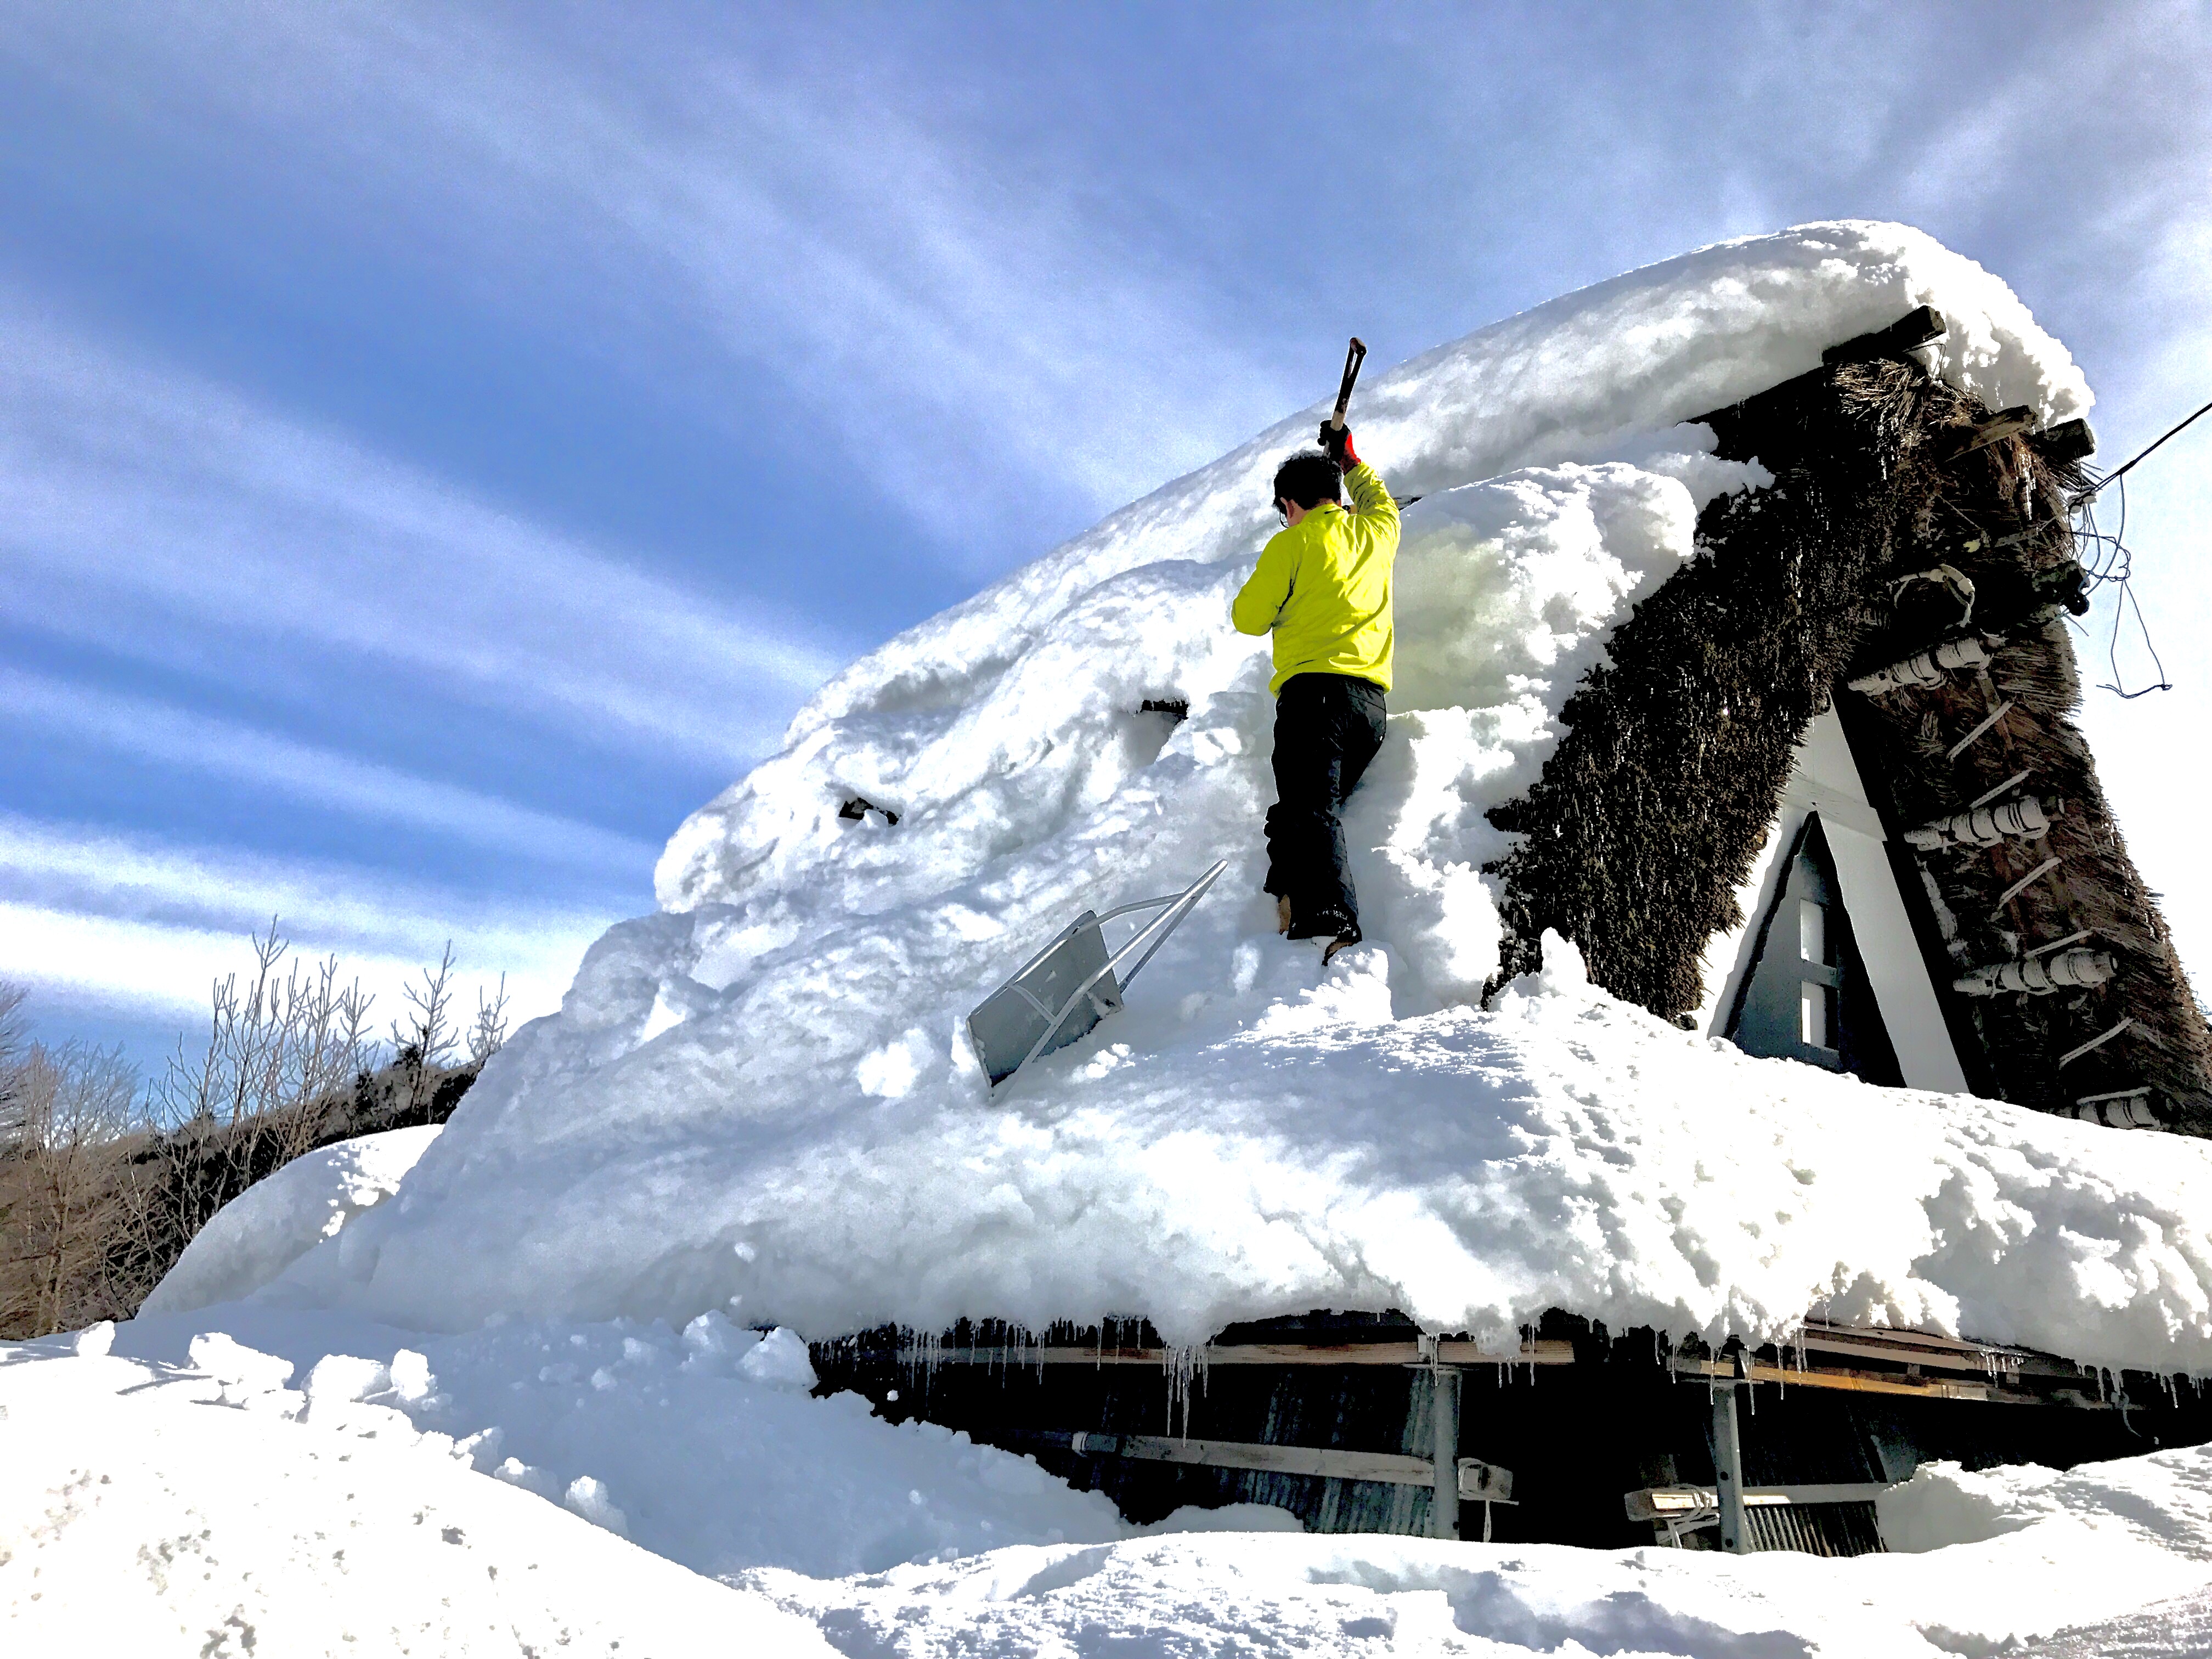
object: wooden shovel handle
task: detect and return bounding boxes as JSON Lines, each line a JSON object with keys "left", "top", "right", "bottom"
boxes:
{"left": 1330, "top": 336, "right": 1367, "bottom": 430}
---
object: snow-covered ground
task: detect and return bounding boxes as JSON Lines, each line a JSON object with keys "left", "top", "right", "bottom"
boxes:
{"left": 15, "top": 222, "right": 2212, "bottom": 1654}
{"left": 13, "top": 1308, "right": 2212, "bottom": 1656}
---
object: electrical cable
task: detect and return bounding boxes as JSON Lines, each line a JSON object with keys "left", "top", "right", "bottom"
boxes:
{"left": 2072, "top": 397, "right": 2212, "bottom": 503}
{"left": 2060, "top": 460, "right": 2172, "bottom": 698}
{"left": 2055, "top": 395, "right": 2212, "bottom": 698}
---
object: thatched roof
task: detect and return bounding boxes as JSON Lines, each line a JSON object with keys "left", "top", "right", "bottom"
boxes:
{"left": 1484, "top": 312, "right": 2212, "bottom": 1132}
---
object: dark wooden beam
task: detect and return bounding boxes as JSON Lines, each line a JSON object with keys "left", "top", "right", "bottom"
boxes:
{"left": 2030, "top": 416, "right": 2097, "bottom": 465}
{"left": 1822, "top": 304, "right": 1946, "bottom": 367}
{"left": 904, "top": 1338, "right": 1575, "bottom": 1368}
{"left": 1932, "top": 404, "right": 2038, "bottom": 463}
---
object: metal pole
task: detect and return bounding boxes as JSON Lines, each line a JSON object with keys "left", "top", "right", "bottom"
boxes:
{"left": 1429, "top": 1365, "right": 1462, "bottom": 1541}
{"left": 1711, "top": 1383, "right": 1747, "bottom": 1555}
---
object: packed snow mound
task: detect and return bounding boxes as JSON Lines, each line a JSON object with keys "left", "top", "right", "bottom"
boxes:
{"left": 142, "top": 1125, "right": 442, "bottom": 1316}
{"left": 103, "top": 1304, "right": 1295, "bottom": 1583}
{"left": 0, "top": 1340, "right": 836, "bottom": 1656}
{"left": 255, "top": 220, "right": 2212, "bottom": 1377}
{"left": 1881, "top": 1442, "right": 2212, "bottom": 1558}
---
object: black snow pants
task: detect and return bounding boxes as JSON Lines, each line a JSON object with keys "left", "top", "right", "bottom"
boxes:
{"left": 1262, "top": 672, "right": 1388, "bottom": 933}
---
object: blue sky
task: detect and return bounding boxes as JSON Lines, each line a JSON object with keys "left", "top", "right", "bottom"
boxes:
{"left": 4, "top": 2, "right": 2210, "bottom": 1069}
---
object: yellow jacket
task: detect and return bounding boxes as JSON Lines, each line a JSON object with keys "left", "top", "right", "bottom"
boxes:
{"left": 1232, "top": 461, "right": 1401, "bottom": 694}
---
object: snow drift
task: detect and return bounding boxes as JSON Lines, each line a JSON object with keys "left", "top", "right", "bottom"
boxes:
{"left": 143, "top": 1125, "right": 442, "bottom": 1316}
{"left": 258, "top": 220, "right": 2212, "bottom": 1377}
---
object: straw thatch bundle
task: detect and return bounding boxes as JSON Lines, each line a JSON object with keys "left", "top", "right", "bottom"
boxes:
{"left": 1483, "top": 323, "right": 2212, "bottom": 1132}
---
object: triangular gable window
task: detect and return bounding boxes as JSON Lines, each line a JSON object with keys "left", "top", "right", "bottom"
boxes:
{"left": 1725, "top": 815, "right": 1904, "bottom": 1086}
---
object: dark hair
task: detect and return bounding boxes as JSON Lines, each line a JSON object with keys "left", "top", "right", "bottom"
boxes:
{"left": 1272, "top": 450, "right": 1342, "bottom": 514}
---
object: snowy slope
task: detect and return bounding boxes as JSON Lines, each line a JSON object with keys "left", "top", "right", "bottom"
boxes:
{"left": 253, "top": 220, "right": 2212, "bottom": 1381}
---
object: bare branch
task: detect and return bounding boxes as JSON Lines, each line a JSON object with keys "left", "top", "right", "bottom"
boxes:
{"left": 468, "top": 974, "right": 511, "bottom": 1068}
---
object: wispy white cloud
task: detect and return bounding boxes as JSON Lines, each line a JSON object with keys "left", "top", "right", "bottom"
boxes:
{"left": 0, "top": 2, "right": 1295, "bottom": 555}
{"left": 0, "top": 812, "right": 612, "bottom": 1029}
{"left": 1, "top": 665, "right": 657, "bottom": 879}
{"left": 0, "top": 294, "right": 842, "bottom": 766}
{"left": 2, "top": 902, "right": 585, "bottom": 1036}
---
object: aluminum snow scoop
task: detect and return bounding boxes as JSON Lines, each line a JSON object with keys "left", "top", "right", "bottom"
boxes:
{"left": 968, "top": 859, "right": 1228, "bottom": 1087}
{"left": 1329, "top": 336, "right": 1367, "bottom": 431}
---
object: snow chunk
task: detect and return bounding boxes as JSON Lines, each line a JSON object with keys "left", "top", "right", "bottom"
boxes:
{"left": 187, "top": 1331, "right": 295, "bottom": 1395}
{"left": 388, "top": 1348, "right": 436, "bottom": 1402}
{"left": 563, "top": 1474, "right": 629, "bottom": 1536}
{"left": 303, "top": 1352, "right": 391, "bottom": 1405}
{"left": 738, "top": 1327, "right": 819, "bottom": 1392}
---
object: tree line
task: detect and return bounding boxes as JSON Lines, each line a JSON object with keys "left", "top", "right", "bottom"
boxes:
{"left": 0, "top": 924, "right": 510, "bottom": 1339}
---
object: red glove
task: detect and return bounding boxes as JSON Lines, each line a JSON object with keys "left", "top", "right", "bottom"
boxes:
{"left": 1319, "top": 421, "right": 1361, "bottom": 471}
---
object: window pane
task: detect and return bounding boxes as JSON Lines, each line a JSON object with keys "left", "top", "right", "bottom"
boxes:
{"left": 1799, "top": 899, "right": 1827, "bottom": 964}
{"left": 1799, "top": 981, "right": 1828, "bottom": 1048}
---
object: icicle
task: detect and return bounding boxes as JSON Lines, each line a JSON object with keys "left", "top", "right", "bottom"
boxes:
{"left": 1161, "top": 1344, "right": 1207, "bottom": 1438}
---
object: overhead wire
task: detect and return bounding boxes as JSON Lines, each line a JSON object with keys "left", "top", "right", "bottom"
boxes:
{"left": 2062, "top": 399, "right": 2212, "bottom": 699}
{"left": 2072, "top": 397, "right": 2212, "bottom": 503}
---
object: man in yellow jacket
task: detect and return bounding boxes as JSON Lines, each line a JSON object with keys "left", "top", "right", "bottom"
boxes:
{"left": 1231, "top": 424, "right": 1400, "bottom": 962}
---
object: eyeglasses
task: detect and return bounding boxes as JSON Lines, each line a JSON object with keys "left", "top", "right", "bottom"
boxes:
{"left": 1274, "top": 501, "right": 1288, "bottom": 524}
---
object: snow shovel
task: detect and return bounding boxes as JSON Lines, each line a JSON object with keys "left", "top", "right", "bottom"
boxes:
{"left": 968, "top": 859, "right": 1228, "bottom": 1087}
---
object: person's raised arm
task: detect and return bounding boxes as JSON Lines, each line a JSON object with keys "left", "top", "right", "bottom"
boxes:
{"left": 1323, "top": 424, "right": 1398, "bottom": 539}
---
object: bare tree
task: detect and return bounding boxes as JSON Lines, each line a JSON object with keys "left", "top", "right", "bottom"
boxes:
{"left": 0, "top": 1037, "right": 138, "bottom": 1335}
{"left": 0, "top": 979, "right": 28, "bottom": 1152}
{"left": 469, "top": 974, "right": 511, "bottom": 1068}
{"left": 391, "top": 941, "right": 461, "bottom": 1113}
{"left": 3, "top": 932, "right": 510, "bottom": 1336}
{"left": 149, "top": 919, "right": 377, "bottom": 1139}
{"left": 137, "top": 920, "right": 381, "bottom": 1260}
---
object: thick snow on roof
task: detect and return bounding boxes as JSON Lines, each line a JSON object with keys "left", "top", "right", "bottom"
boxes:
{"left": 265, "top": 221, "right": 2212, "bottom": 1376}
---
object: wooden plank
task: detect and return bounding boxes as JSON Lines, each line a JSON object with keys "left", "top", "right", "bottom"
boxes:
{"left": 2029, "top": 416, "right": 2097, "bottom": 465}
{"left": 906, "top": 1339, "right": 1574, "bottom": 1368}
{"left": 1805, "top": 1321, "right": 2033, "bottom": 1358}
{"left": 1010, "top": 1427, "right": 1516, "bottom": 1501}
{"left": 1678, "top": 1356, "right": 2068, "bottom": 1404}
{"left": 1078, "top": 1432, "right": 1436, "bottom": 1487}
{"left": 1792, "top": 1330, "right": 2077, "bottom": 1381}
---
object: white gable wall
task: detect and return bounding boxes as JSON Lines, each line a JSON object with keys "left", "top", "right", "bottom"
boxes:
{"left": 1694, "top": 707, "right": 1970, "bottom": 1093}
